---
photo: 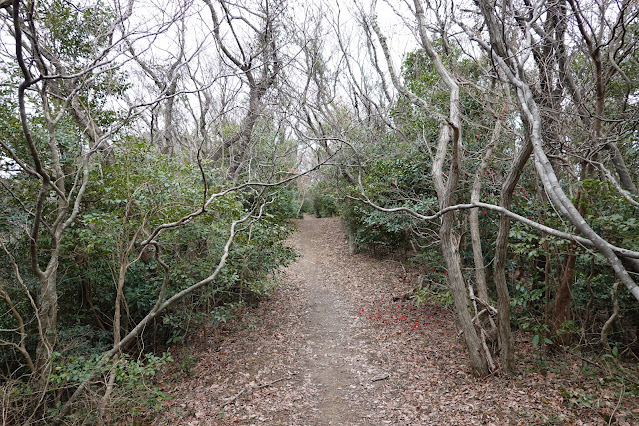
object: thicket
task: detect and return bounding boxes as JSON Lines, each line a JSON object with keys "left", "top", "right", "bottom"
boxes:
{"left": 0, "top": 0, "right": 302, "bottom": 422}
{"left": 0, "top": 139, "right": 299, "bottom": 421}
{"left": 310, "top": 36, "right": 639, "bottom": 361}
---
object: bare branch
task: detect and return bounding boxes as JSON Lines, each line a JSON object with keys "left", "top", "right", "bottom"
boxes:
{"left": 351, "top": 195, "right": 639, "bottom": 261}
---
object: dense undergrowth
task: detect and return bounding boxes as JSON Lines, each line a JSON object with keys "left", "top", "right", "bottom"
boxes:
{"left": 0, "top": 142, "right": 302, "bottom": 422}
{"left": 305, "top": 161, "right": 639, "bottom": 375}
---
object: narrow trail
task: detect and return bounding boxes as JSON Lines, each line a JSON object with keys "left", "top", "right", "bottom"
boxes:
{"left": 157, "top": 216, "right": 631, "bottom": 425}
{"left": 284, "top": 215, "right": 389, "bottom": 424}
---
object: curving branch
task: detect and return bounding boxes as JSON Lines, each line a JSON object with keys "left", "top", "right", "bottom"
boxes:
{"left": 139, "top": 148, "right": 339, "bottom": 246}
{"left": 350, "top": 195, "right": 639, "bottom": 261}
{"left": 54, "top": 198, "right": 272, "bottom": 423}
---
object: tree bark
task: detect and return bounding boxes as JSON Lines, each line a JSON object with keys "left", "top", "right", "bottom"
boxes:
{"left": 413, "top": 0, "right": 490, "bottom": 376}
{"left": 493, "top": 132, "right": 532, "bottom": 374}
{"left": 552, "top": 251, "right": 576, "bottom": 340}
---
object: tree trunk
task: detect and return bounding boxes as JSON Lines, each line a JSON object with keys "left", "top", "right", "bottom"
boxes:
{"left": 552, "top": 252, "right": 576, "bottom": 342}
{"left": 441, "top": 217, "right": 491, "bottom": 376}
{"left": 35, "top": 271, "right": 58, "bottom": 394}
{"left": 469, "top": 141, "right": 495, "bottom": 303}
{"left": 606, "top": 143, "right": 638, "bottom": 195}
{"left": 411, "top": 0, "right": 491, "bottom": 376}
{"left": 493, "top": 135, "right": 532, "bottom": 374}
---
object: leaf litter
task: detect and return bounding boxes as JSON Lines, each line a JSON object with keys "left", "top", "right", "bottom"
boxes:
{"left": 154, "top": 215, "right": 638, "bottom": 425}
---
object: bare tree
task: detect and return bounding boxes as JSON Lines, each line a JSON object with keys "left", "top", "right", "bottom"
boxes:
{"left": 203, "top": 0, "right": 283, "bottom": 181}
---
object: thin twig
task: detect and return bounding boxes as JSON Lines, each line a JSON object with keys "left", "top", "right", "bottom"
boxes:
{"left": 221, "top": 374, "right": 297, "bottom": 407}
{"left": 609, "top": 384, "right": 624, "bottom": 425}
{"left": 371, "top": 373, "right": 389, "bottom": 382}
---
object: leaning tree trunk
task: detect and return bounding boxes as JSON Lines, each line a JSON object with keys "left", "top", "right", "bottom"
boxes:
{"left": 412, "top": 0, "right": 491, "bottom": 376}
{"left": 440, "top": 214, "right": 491, "bottom": 376}
{"left": 492, "top": 123, "right": 532, "bottom": 375}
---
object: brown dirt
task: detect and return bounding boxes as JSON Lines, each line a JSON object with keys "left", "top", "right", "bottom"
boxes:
{"left": 154, "top": 215, "right": 639, "bottom": 425}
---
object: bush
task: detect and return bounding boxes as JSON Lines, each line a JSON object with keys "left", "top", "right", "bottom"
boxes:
{"left": 0, "top": 139, "right": 301, "bottom": 419}
{"left": 337, "top": 148, "right": 433, "bottom": 254}
{"left": 307, "top": 182, "right": 338, "bottom": 217}
{"left": 313, "top": 194, "right": 337, "bottom": 217}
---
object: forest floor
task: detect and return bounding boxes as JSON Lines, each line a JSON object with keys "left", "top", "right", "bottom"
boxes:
{"left": 153, "top": 215, "right": 639, "bottom": 425}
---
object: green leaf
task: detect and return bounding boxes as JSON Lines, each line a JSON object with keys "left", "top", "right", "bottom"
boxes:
{"left": 532, "top": 334, "right": 540, "bottom": 346}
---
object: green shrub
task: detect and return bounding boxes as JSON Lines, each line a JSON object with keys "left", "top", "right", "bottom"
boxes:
{"left": 0, "top": 139, "right": 301, "bottom": 419}
{"left": 313, "top": 194, "right": 337, "bottom": 217}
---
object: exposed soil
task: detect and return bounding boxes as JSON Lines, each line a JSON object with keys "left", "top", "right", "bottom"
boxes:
{"left": 155, "top": 215, "right": 639, "bottom": 425}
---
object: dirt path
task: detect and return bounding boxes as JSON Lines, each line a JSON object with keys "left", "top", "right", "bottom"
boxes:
{"left": 289, "top": 216, "right": 386, "bottom": 424}
{"left": 156, "top": 216, "right": 637, "bottom": 425}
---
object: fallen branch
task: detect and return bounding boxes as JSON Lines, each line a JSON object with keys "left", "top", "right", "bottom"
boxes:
{"left": 371, "top": 373, "right": 390, "bottom": 382}
{"left": 471, "top": 308, "right": 488, "bottom": 325}
{"left": 480, "top": 328, "right": 496, "bottom": 372}
{"left": 474, "top": 297, "right": 498, "bottom": 316}
{"left": 221, "top": 374, "right": 297, "bottom": 407}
